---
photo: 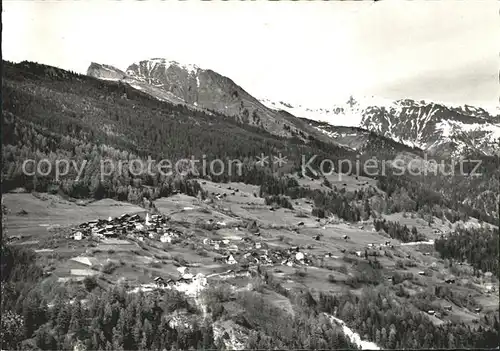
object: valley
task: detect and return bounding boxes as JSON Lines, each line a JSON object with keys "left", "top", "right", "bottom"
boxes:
{"left": 1, "top": 59, "right": 499, "bottom": 350}
{"left": 2, "top": 176, "right": 499, "bottom": 349}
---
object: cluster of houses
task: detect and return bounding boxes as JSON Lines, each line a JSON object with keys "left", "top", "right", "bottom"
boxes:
{"left": 354, "top": 240, "right": 393, "bottom": 257}
{"left": 204, "top": 236, "right": 313, "bottom": 267}
{"left": 153, "top": 267, "right": 207, "bottom": 287}
{"left": 71, "top": 213, "right": 182, "bottom": 243}
{"left": 239, "top": 246, "right": 312, "bottom": 267}
{"left": 206, "top": 184, "right": 240, "bottom": 200}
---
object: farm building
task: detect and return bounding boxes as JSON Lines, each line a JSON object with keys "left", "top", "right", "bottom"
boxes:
{"left": 73, "top": 231, "right": 83, "bottom": 240}
{"left": 226, "top": 254, "right": 238, "bottom": 265}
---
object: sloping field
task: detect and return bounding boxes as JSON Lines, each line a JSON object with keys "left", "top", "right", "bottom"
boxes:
{"left": 154, "top": 194, "right": 202, "bottom": 214}
{"left": 3, "top": 193, "right": 144, "bottom": 237}
{"left": 294, "top": 172, "right": 378, "bottom": 193}
{"left": 197, "top": 180, "right": 261, "bottom": 200}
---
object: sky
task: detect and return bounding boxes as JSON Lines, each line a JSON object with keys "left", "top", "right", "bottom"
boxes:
{"left": 2, "top": 0, "right": 499, "bottom": 108}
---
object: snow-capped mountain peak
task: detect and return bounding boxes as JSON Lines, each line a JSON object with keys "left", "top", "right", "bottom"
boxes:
{"left": 126, "top": 58, "right": 201, "bottom": 78}
{"left": 87, "top": 58, "right": 333, "bottom": 142}
{"left": 259, "top": 97, "right": 365, "bottom": 127}
{"left": 260, "top": 96, "right": 500, "bottom": 157}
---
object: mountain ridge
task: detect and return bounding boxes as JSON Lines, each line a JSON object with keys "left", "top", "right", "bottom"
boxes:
{"left": 86, "top": 59, "right": 426, "bottom": 157}
{"left": 87, "top": 59, "right": 499, "bottom": 158}
{"left": 261, "top": 97, "right": 500, "bottom": 157}
{"left": 87, "top": 59, "right": 331, "bottom": 144}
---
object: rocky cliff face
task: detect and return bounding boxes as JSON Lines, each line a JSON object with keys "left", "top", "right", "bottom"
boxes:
{"left": 88, "top": 59, "right": 500, "bottom": 157}
{"left": 87, "top": 62, "right": 127, "bottom": 81}
{"left": 87, "top": 58, "right": 336, "bottom": 143}
{"left": 360, "top": 99, "right": 500, "bottom": 156}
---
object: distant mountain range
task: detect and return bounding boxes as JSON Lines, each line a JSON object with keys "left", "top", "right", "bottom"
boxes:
{"left": 88, "top": 59, "right": 500, "bottom": 157}
{"left": 260, "top": 98, "right": 500, "bottom": 158}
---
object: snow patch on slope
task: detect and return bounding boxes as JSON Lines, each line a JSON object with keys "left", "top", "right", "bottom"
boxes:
{"left": 436, "top": 120, "right": 500, "bottom": 140}
{"left": 312, "top": 126, "right": 357, "bottom": 150}
{"left": 260, "top": 98, "right": 363, "bottom": 127}
{"left": 143, "top": 58, "right": 200, "bottom": 75}
{"left": 261, "top": 96, "right": 500, "bottom": 155}
{"left": 96, "top": 76, "right": 121, "bottom": 81}
{"left": 434, "top": 119, "right": 500, "bottom": 155}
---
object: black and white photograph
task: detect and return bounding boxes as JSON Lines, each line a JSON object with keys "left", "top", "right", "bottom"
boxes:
{"left": 1, "top": 1, "right": 499, "bottom": 350}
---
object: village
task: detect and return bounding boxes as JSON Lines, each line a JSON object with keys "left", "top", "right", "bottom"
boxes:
{"left": 68, "top": 211, "right": 321, "bottom": 289}
{"left": 67, "top": 207, "right": 493, "bottom": 300}
{"left": 4, "top": 183, "right": 496, "bottom": 341}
